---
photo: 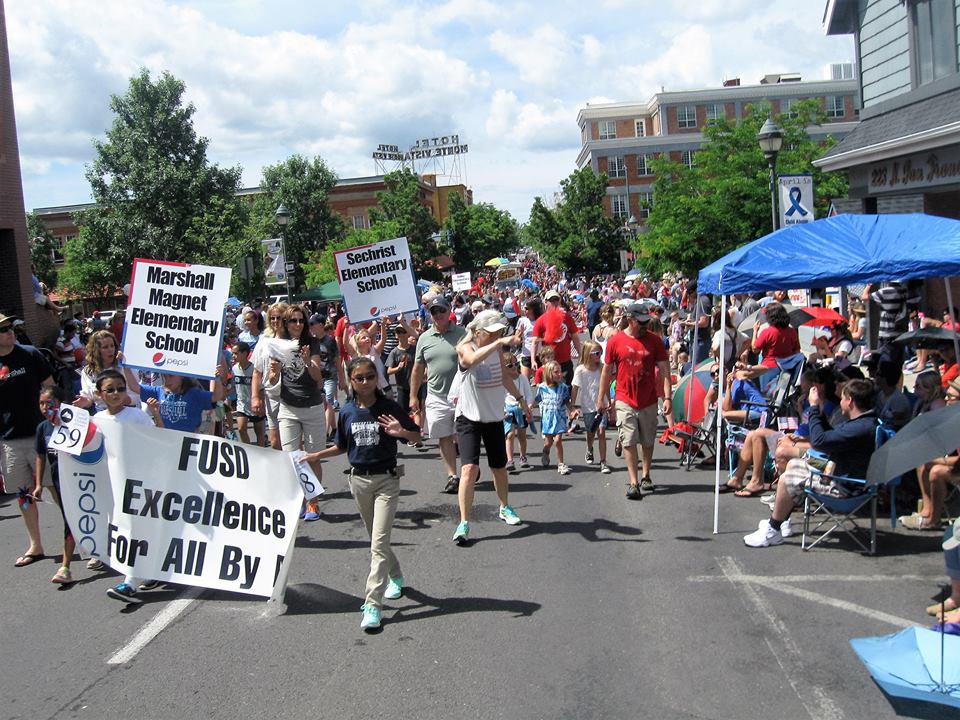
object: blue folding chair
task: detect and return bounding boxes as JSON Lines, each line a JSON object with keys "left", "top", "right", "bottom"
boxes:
{"left": 801, "top": 422, "right": 897, "bottom": 555}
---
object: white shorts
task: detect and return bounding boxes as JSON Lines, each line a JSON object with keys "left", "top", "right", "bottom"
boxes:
{"left": 1, "top": 436, "right": 43, "bottom": 493}
{"left": 424, "top": 394, "right": 456, "bottom": 439}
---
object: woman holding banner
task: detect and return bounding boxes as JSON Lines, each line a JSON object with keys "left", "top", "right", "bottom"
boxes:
{"left": 74, "top": 330, "right": 136, "bottom": 412}
{"left": 304, "top": 356, "right": 421, "bottom": 632}
{"left": 265, "top": 304, "right": 326, "bottom": 521}
{"left": 251, "top": 303, "right": 288, "bottom": 449}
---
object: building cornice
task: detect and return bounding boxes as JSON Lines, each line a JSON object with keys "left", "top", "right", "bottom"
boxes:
{"left": 813, "top": 121, "right": 960, "bottom": 171}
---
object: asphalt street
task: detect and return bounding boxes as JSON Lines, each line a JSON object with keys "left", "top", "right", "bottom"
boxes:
{"left": 0, "top": 423, "right": 954, "bottom": 720}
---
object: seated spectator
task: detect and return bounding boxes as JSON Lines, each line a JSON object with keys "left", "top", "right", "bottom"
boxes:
{"left": 910, "top": 368, "right": 946, "bottom": 419}
{"left": 743, "top": 379, "right": 878, "bottom": 547}
{"left": 900, "top": 378, "right": 960, "bottom": 531}
{"left": 828, "top": 321, "right": 855, "bottom": 369}
{"left": 929, "top": 518, "right": 960, "bottom": 623}
{"left": 870, "top": 361, "right": 912, "bottom": 430}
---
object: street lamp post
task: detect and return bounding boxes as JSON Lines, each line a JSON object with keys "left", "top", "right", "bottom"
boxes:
{"left": 757, "top": 117, "right": 784, "bottom": 233}
{"left": 620, "top": 214, "right": 638, "bottom": 273}
{"left": 274, "top": 204, "right": 293, "bottom": 301}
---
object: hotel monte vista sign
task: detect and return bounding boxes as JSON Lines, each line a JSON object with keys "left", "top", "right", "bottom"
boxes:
{"left": 868, "top": 145, "right": 960, "bottom": 194}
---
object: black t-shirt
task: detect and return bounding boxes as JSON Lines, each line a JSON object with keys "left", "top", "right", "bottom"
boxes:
{"left": 35, "top": 419, "right": 59, "bottom": 482}
{"left": 0, "top": 345, "right": 53, "bottom": 439}
{"left": 336, "top": 395, "right": 419, "bottom": 471}
{"left": 280, "top": 338, "right": 324, "bottom": 408}
{"left": 315, "top": 335, "right": 339, "bottom": 379}
{"left": 386, "top": 345, "right": 415, "bottom": 389}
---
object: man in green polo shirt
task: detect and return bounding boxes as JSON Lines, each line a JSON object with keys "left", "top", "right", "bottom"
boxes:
{"left": 411, "top": 296, "right": 466, "bottom": 493}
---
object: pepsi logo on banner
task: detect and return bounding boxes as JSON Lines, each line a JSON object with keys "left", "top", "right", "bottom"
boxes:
{"left": 334, "top": 237, "right": 420, "bottom": 325}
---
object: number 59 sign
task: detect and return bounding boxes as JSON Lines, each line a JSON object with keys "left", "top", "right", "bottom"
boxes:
{"left": 50, "top": 404, "right": 92, "bottom": 456}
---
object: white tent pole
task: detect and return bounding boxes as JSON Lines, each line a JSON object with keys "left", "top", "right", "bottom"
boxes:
{"left": 945, "top": 278, "right": 960, "bottom": 366}
{"left": 713, "top": 294, "right": 727, "bottom": 534}
{"left": 686, "top": 296, "right": 701, "bottom": 422}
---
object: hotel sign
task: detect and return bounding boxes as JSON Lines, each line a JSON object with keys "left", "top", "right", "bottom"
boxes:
{"left": 372, "top": 134, "right": 469, "bottom": 162}
{"left": 868, "top": 146, "right": 960, "bottom": 193}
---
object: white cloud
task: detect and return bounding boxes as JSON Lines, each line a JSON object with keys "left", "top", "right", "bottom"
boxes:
{"left": 488, "top": 24, "right": 576, "bottom": 88}
{"left": 485, "top": 90, "right": 578, "bottom": 152}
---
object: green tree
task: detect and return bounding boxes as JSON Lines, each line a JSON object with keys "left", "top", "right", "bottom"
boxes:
{"left": 71, "top": 68, "right": 243, "bottom": 294}
{"left": 443, "top": 193, "right": 520, "bottom": 271}
{"left": 57, "top": 236, "right": 120, "bottom": 304}
{"left": 369, "top": 169, "right": 439, "bottom": 269}
{"left": 525, "top": 167, "right": 621, "bottom": 272}
{"left": 26, "top": 211, "right": 58, "bottom": 288}
{"left": 642, "top": 99, "right": 848, "bottom": 276}
{"left": 249, "top": 154, "right": 345, "bottom": 293}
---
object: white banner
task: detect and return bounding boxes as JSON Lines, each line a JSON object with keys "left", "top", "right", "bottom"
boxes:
{"left": 261, "top": 237, "right": 286, "bottom": 285}
{"left": 123, "top": 259, "right": 232, "bottom": 380}
{"left": 58, "top": 421, "right": 301, "bottom": 598}
{"left": 451, "top": 272, "right": 471, "bottom": 292}
{"left": 334, "top": 237, "right": 420, "bottom": 325}
{"left": 778, "top": 174, "right": 815, "bottom": 228}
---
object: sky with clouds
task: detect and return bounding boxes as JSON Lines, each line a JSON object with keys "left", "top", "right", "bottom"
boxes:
{"left": 7, "top": 0, "right": 854, "bottom": 222}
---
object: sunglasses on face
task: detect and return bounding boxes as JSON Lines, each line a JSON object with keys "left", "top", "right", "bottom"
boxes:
{"left": 0, "top": 325, "right": 12, "bottom": 333}
{"left": 504, "top": 362, "right": 517, "bottom": 369}
{"left": 351, "top": 373, "right": 377, "bottom": 383}
{"left": 101, "top": 385, "right": 127, "bottom": 394}
{"left": 287, "top": 318, "right": 305, "bottom": 325}
{"left": 589, "top": 350, "right": 602, "bottom": 356}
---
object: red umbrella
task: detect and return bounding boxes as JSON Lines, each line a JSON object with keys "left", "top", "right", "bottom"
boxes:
{"left": 797, "top": 306, "right": 845, "bottom": 327}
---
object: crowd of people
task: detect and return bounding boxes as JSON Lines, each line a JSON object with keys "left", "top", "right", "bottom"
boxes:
{"left": 3, "top": 258, "right": 960, "bottom": 631}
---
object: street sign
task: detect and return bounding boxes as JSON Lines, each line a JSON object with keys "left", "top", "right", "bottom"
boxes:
{"left": 285, "top": 263, "right": 295, "bottom": 271}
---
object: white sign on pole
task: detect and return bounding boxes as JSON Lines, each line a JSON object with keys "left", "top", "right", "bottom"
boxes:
{"left": 122, "top": 259, "right": 231, "bottom": 380}
{"left": 451, "top": 272, "right": 471, "bottom": 292}
{"left": 787, "top": 289, "right": 809, "bottom": 306}
{"left": 58, "top": 422, "right": 302, "bottom": 598}
{"left": 778, "top": 174, "right": 815, "bottom": 228}
{"left": 334, "top": 237, "right": 420, "bottom": 324}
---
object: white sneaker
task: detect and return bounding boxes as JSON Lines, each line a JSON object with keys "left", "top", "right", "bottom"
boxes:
{"left": 557, "top": 463, "right": 571, "bottom": 475}
{"left": 600, "top": 462, "right": 612, "bottom": 474}
{"left": 759, "top": 517, "right": 793, "bottom": 538}
{"left": 744, "top": 519, "right": 784, "bottom": 547}
{"left": 760, "top": 492, "right": 776, "bottom": 508}
{"left": 512, "top": 459, "right": 520, "bottom": 473}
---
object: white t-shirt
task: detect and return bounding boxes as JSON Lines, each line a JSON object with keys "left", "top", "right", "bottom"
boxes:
{"left": 515, "top": 316, "right": 535, "bottom": 358}
{"left": 504, "top": 374, "right": 533, "bottom": 410}
{"left": 456, "top": 348, "right": 505, "bottom": 423}
{"left": 94, "top": 405, "right": 154, "bottom": 427}
{"left": 572, "top": 365, "right": 601, "bottom": 414}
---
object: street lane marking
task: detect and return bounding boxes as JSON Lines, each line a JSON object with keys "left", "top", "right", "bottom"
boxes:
{"left": 690, "top": 573, "right": 931, "bottom": 583}
{"left": 107, "top": 588, "right": 204, "bottom": 665}
{"left": 718, "top": 556, "right": 845, "bottom": 720}
{"left": 747, "top": 578, "right": 914, "bottom": 628}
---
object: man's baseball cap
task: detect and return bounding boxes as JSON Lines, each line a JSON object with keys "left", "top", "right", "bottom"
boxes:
{"left": 544, "top": 290, "right": 561, "bottom": 301}
{"left": 428, "top": 295, "right": 451, "bottom": 311}
{"left": 625, "top": 303, "right": 652, "bottom": 322}
{"left": 309, "top": 313, "right": 325, "bottom": 325}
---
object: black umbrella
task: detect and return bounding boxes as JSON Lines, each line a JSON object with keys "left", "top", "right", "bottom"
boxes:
{"left": 866, "top": 403, "right": 960, "bottom": 485}
{"left": 893, "top": 327, "right": 960, "bottom": 348}
{"left": 737, "top": 306, "right": 815, "bottom": 333}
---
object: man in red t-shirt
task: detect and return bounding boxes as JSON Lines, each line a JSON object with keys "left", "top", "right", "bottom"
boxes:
{"left": 530, "top": 290, "right": 582, "bottom": 385}
{"left": 599, "top": 303, "right": 671, "bottom": 499}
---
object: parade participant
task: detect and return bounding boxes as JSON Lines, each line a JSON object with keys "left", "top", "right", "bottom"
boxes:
{"left": 238, "top": 309, "right": 265, "bottom": 350}
{"left": 348, "top": 325, "right": 391, "bottom": 397}
{"left": 231, "top": 341, "right": 264, "bottom": 446}
{"left": 451, "top": 310, "right": 528, "bottom": 545}
{"left": 93, "top": 369, "right": 164, "bottom": 603}
{"left": 410, "top": 296, "right": 466, "bottom": 493}
{"left": 531, "top": 290, "right": 582, "bottom": 386}
{"left": 536, "top": 360, "right": 573, "bottom": 475}
{"left": 122, "top": 358, "right": 226, "bottom": 433}
{"left": 571, "top": 340, "right": 610, "bottom": 473}
{"left": 266, "top": 304, "right": 326, "bottom": 521}
{"left": 73, "top": 330, "right": 134, "bottom": 412}
{"left": 386, "top": 323, "right": 417, "bottom": 423}
{"left": 303, "top": 357, "right": 422, "bottom": 632}
{"left": 310, "top": 315, "right": 343, "bottom": 439}
{"left": 503, "top": 353, "right": 533, "bottom": 472}
{"left": 251, "top": 303, "right": 288, "bottom": 450}
{"left": 33, "top": 387, "right": 77, "bottom": 584}
{"left": 514, "top": 297, "right": 543, "bottom": 381}
{"left": 598, "top": 303, "right": 672, "bottom": 499}
{"left": 1, "top": 313, "right": 55, "bottom": 567}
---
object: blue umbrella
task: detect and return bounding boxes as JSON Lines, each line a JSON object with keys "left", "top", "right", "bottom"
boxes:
{"left": 226, "top": 296, "right": 242, "bottom": 307}
{"left": 415, "top": 279, "right": 432, "bottom": 291}
{"left": 521, "top": 278, "right": 539, "bottom": 290}
{"left": 850, "top": 626, "right": 960, "bottom": 710}
{"left": 625, "top": 268, "right": 643, "bottom": 280}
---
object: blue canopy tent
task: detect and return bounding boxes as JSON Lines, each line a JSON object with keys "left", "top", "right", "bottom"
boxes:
{"left": 696, "top": 213, "right": 960, "bottom": 533}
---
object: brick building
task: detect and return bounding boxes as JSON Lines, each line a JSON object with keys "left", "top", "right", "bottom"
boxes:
{"left": 0, "top": 0, "right": 43, "bottom": 341}
{"left": 576, "top": 72, "right": 859, "bottom": 225}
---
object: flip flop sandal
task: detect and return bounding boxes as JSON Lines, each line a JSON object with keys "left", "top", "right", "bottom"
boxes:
{"left": 14, "top": 553, "right": 44, "bottom": 567}
{"left": 734, "top": 487, "right": 766, "bottom": 498}
{"left": 718, "top": 484, "right": 742, "bottom": 494}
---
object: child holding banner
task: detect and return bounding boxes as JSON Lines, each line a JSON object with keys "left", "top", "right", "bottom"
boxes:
{"left": 304, "top": 357, "right": 421, "bottom": 632}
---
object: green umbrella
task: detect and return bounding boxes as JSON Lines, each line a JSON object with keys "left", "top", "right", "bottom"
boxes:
{"left": 295, "top": 280, "right": 342, "bottom": 302}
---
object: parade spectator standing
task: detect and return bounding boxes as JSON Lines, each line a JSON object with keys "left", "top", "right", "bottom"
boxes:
{"left": 598, "top": 303, "right": 672, "bottom": 499}
{"left": 530, "top": 290, "right": 582, "bottom": 386}
{"left": 451, "top": 311, "right": 528, "bottom": 544}
{"left": 586, "top": 290, "right": 604, "bottom": 337}
{"left": 752, "top": 301, "right": 800, "bottom": 369}
{"left": 410, "top": 296, "right": 466, "bottom": 493}
{"left": 1, "top": 313, "right": 55, "bottom": 567}
{"left": 862, "top": 281, "right": 920, "bottom": 364}
{"left": 683, "top": 282, "right": 712, "bottom": 366}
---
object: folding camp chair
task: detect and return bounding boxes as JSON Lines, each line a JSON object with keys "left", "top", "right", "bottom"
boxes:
{"left": 673, "top": 406, "right": 719, "bottom": 470}
{"left": 801, "top": 423, "right": 896, "bottom": 555}
{"left": 741, "top": 353, "right": 806, "bottom": 430}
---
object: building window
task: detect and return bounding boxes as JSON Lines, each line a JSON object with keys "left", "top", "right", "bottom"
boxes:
{"left": 680, "top": 150, "right": 696, "bottom": 169}
{"left": 634, "top": 119, "right": 645, "bottom": 137}
{"left": 352, "top": 215, "right": 366, "bottom": 230}
{"left": 911, "top": 0, "right": 958, "bottom": 86}
{"left": 637, "top": 153, "right": 655, "bottom": 176}
{"left": 608, "top": 156, "right": 626, "bottom": 178}
{"left": 612, "top": 194, "right": 628, "bottom": 218}
{"left": 638, "top": 192, "right": 653, "bottom": 219}
{"left": 705, "top": 103, "right": 724, "bottom": 122}
{"left": 825, "top": 95, "right": 845, "bottom": 118}
{"left": 53, "top": 234, "right": 74, "bottom": 265}
{"left": 780, "top": 98, "right": 799, "bottom": 119}
{"left": 599, "top": 120, "right": 617, "bottom": 140}
{"left": 677, "top": 105, "right": 697, "bottom": 129}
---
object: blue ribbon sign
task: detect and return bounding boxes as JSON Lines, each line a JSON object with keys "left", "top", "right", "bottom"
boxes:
{"left": 778, "top": 174, "right": 814, "bottom": 226}
{"left": 785, "top": 186, "right": 808, "bottom": 217}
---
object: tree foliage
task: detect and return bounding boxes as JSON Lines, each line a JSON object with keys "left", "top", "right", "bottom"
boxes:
{"left": 642, "top": 99, "right": 849, "bottom": 276}
{"left": 27, "top": 211, "right": 58, "bottom": 288}
{"left": 525, "top": 167, "right": 622, "bottom": 272}
{"left": 68, "top": 68, "right": 243, "bottom": 294}
{"left": 369, "top": 169, "right": 439, "bottom": 269}
{"left": 250, "top": 154, "right": 345, "bottom": 292}
{"left": 443, "top": 193, "right": 519, "bottom": 271}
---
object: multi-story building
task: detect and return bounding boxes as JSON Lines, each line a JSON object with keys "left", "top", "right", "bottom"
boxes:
{"left": 576, "top": 73, "right": 860, "bottom": 225}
